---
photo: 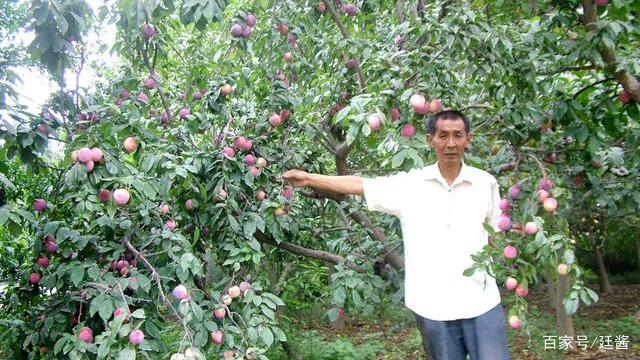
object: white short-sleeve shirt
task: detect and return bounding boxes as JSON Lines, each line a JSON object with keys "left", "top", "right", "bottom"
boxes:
{"left": 363, "top": 161, "right": 502, "bottom": 321}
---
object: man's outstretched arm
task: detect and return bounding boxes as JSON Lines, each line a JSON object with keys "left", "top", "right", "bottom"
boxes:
{"left": 283, "top": 169, "right": 364, "bottom": 196}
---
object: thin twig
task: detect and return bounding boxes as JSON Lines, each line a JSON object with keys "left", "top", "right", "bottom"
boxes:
{"left": 573, "top": 77, "right": 615, "bottom": 99}
{"left": 539, "top": 65, "right": 596, "bottom": 76}
{"left": 122, "top": 237, "right": 181, "bottom": 319}
{"left": 524, "top": 153, "right": 548, "bottom": 179}
{"left": 115, "top": 281, "right": 132, "bottom": 315}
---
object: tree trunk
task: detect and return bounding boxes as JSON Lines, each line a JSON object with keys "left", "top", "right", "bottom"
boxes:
{"left": 410, "top": 3, "right": 418, "bottom": 22}
{"left": 593, "top": 243, "right": 613, "bottom": 294}
{"left": 204, "top": 249, "right": 215, "bottom": 285}
{"left": 589, "top": 220, "right": 612, "bottom": 294}
{"left": 546, "top": 265, "right": 557, "bottom": 310}
{"left": 395, "top": 0, "right": 405, "bottom": 23}
{"left": 438, "top": 0, "right": 451, "bottom": 20}
{"left": 636, "top": 237, "right": 640, "bottom": 275}
{"left": 529, "top": 0, "right": 537, "bottom": 16}
{"left": 268, "top": 260, "right": 302, "bottom": 360}
{"left": 417, "top": 0, "right": 427, "bottom": 19}
{"left": 273, "top": 262, "right": 294, "bottom": 318}
{"left": 555, "top": 268, "right": 575, "bottom": 349}
{"left": 281, "top": 341, "right": 303, "bottom": 360}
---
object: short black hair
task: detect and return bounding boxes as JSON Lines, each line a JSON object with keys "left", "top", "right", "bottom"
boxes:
{"left": 427, "top": 110, "right": 471, "bottom": 136}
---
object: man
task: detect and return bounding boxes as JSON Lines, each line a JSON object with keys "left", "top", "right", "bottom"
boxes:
{"left": 283, "top": 110, "right": 510, "bottom": 359}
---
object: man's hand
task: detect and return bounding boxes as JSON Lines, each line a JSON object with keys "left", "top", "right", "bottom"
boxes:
{"left": 283, "top": 170, "right": 364, "bottom": 195}
{"left": 283, "top": 169, "right": 310, "bottom": 188}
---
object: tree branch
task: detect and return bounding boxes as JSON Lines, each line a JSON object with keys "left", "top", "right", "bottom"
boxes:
{"left": 122, "top": 236, "right": 183, "bottom": 322}
{"left": 321, "top": 0, "right": 366, "bottom": 91}
{"left": 573, "top": 77, "right": 615, "bottom": 99}
{"left": 524, "top": 153, "right": 548, "bottom": 179}
{"left": 487, "top": 162, "right": 517, "bottom": 175}
{"left": 581, "top": 0, "right": 640, "bottom": 103}
{"left": 310, "top": 123, "right": 338, "bottom": 154}
{"left": 74, "top": 46, "right": 86, "bottom": 112}
{"left": 321, "top": 0, "right": 348, "bottom": 38}
{"left": 58, "top": 67, "right": 73, "bottom": 142}
{"left": 539, "top": 65, "right": 596, "bottom": 76}
{"left": 47, "top": 135, "right": 69, "bottom": 143}
{"left": 347, "top": 207, "right": 405, "bottom": 270}
{"left": 438, "top": 0, "right": 452, "bottom": 20}
{"left": 254, "top": 230, "right": 365, "bottom": 272}
{"left": 141, "top": 43, "right": 173, "bottom": 124}
{"left": 214, "top": 110, "right": 234, "bottom": 146}
{"left": 460, "top": 104, "right": 493, "bottom": 111}
{"left": 273, "top": 262, "right": 295, "bottom": 295}
{"left": 298, "top": 187, "right": 405, "bottom": 270}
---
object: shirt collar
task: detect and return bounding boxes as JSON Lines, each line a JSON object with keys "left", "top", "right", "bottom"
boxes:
{"left": 422, "top": 160, "right": 473, "bottom": 187}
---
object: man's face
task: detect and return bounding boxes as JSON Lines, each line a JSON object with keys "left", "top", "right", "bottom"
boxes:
{"left": 427, "top": 118, "right": 471, "bottom": 167}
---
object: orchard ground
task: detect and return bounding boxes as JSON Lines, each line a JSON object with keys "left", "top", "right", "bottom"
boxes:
{"left": 263, "top": 283, "right": 640, "bottom": 359}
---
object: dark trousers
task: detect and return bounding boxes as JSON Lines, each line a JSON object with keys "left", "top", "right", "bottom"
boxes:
{"left": 413, "top": 303, "right": 511, "bottom": 360}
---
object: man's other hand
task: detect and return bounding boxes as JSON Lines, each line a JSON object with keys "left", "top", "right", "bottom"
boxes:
{"left": 283, "top": 169, "right": 309, "bottom": 188}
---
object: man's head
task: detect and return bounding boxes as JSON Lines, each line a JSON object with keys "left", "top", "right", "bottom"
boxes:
{"left": 427, "top": 110, "right": 471, "bottom": 167}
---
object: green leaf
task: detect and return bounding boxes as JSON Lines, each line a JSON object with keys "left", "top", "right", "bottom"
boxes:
{"left": 204, "top": 321, "right": 218, "bottom": 332}
{"left": 271, "top": 326, "right": 286, "bottom": 342}
{"left": 326, "top": 307, "right": 339, "bottom": 322}
{"left": 96, "top": 297, "right": 114, "bottom": 323}
{"left": 194, "top": 329, "right": 208, "bottom": 347}
{"left": 463, "top": 266, "right": 477, "bottom": 277}
{"left": 352, "top": 290, "right": 362, "bottom": 307}
{"left": 181, "top": 253, "right": 195, "bottom": 271}
{"left": 145, "top": 321, "right": 161, "bottom": 339}
{"left": 482, "top": 223, "right": 497, "bottom": 235}
{"left": 391, "top": 150, "right": 406, "bottom": 168}
{"left": 585, "top": 287, "right": 599, "bottom": 304}
{"left": 97, "top": 341, "right": 111, "bottom": 358}
{"left": 43, "top": 221, "right": 61, "bottom": 236}
{"left": 564, "top": 297, "right": 579, "bottom": 315}
{"left": 2, "top": 118, "right": 17, "bottom": 135}
{"left": 90, "top": 294, "right": 108, "bottom": 317}
{"left": 141, "top": 155, "right": 157, "bottom": 172}
{"left": 254, "top": 214, "right": 265, "bottom": 232}
{"left": 247, "top": 238, "right": 261, "bottom": 251}
{"left": 0, "top": 173, "right": 16, "bottom": 190}
{"left": 131, "top": 309, "right": 145, "bottom": 319}
{"left": 261, "top": 305, "right": 275, "bottom": 320}
{"left": 117, "top": 347, "right": 136, "bottom": 360}
{"left": 563, "top": 249, "right": 575, "bottom": 264}
{"left": 333, "top": 287, "right": 346, "bottom": 306}
{"left": 0, "top": 208, "right": 10, "bottom": 225}
{"left": 87, "top": 266, "right": 100, "bottom": 280}
{"left": 53, "top": 337, "right": 68, "bottom": 355}
{"left": 228, "top": 214, "right": 241, "bottom": 232}
{"left": 259, "top": 326, "right": 274, "bottom": 347}
{"left": 248, "top": 327, "right": 258, "bottom": 342}
{"left": 361, "top": 122, "right": 371, "bottom": 137}
{"left": 579, "top": 290, "right": 590, "bottom": 305}
{"left": 70, "top": 265, "right": 84, "bottom": 287}
{"left": 243, "top": 216, "right": 256, "bottom": 238}
{"left": 262, "top": 292, "right": 285, "bottom": 306}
